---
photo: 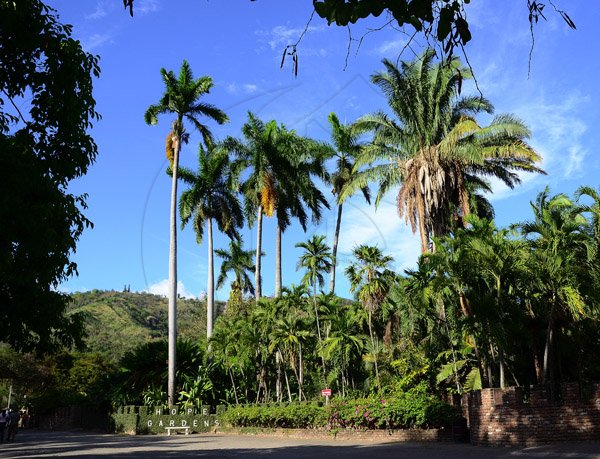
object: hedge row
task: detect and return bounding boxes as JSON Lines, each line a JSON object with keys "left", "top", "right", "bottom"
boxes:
{"left": 221, "top": 394, "right": 458, "bottom": 430}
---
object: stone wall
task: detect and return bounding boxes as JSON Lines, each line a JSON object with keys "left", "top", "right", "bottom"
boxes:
{"left": 463, "top": 383, "right": 600, "bottom": 446}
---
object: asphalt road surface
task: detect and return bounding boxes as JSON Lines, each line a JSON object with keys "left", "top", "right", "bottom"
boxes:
{"left": 0, "top": 430, "right": 598, "bottom": 459}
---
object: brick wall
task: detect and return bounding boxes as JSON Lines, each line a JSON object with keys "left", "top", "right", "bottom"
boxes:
{"left": 463, "top": 383, "right": 600, "bottom": 446}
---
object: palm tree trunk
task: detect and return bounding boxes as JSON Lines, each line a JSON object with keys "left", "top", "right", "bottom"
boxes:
{"left": 543, "top": 317, "right": 554, "bottom": 385}
{"left": 313, "top": 278, "right": 327, "bottom": 381}
{"left": 299, "top": 342, "right": 304, "bottom": 401}
{"left": 275, "top": 224, "right": 282, "bottom": 298}
{"left": 167, "top": 130, "right": 181, "bottom": 408}
{"left": 313, "top": 279, "right": 322, "bottom": 342}
{"left": 416, "top": 190, "right": 430, "bottom": 253}
{"left": 275, "top": 349, "right": 282, "bottom": 402}
{"left": 329, "top": 204, "right": 343, "bottom": 294}
{"left": 284, "top": 368, "right": 293, "bottom": 402}
{"left": 534, "top": 351, "right": 544, "bottom": 384}
{"left": 368, "top": 310, "right": 380, "bottom": 389}
{"left": 229, "top": 368, "right": 239, "bottom": 405}
{"left": 207, "top": 217, "right": 214, "bottom": 339}
{"left": 457, "top": 169, "right": 471, "bottom": 226}
{"left": 255, "top": 205, "right": 263, "bottom": 301}
{"left": 499, "top": 348, "right": 505, "bottom": 389}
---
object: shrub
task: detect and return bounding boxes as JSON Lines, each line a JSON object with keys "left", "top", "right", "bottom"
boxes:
{"left": 327, "top": 388, "right": 458, "bottom": 430}
{"left": 221, "top": 403, "right": 327, "bottom": 429}
{"left": 221, "top": 393, "right": 458, "bottom": 431}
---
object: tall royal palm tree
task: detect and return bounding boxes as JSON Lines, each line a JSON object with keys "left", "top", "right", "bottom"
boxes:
{"left": 215, "top": 237, "right": 256, "bottom": 312}
{"left": 225, "top": 112, "right": 313, "bottom": 301}
{"left": 274, "top": 146, "right": 329, "bottom": 297}
{"left": 326, "top": 112, "right": 371, "bottom": 294}
{"left": 345, "top": 244, "right": 395, "bottom": 388}
{"left": 343, "top": 50, "right": 544, "bottom": 253}
{"left": 178, "top": 145, "right": 243, "bottom": 339}
{"left": 145, "top": 60, "right": 228, "bottom": 405}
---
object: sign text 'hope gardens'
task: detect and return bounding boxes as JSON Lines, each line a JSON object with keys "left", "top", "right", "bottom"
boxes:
{"left": 144, "top": 407, "right": 220, "bottom": 430}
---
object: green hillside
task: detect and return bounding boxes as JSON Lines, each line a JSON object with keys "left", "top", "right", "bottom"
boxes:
{"left": 68, "top": 290, "right": 224, "bottom": 359}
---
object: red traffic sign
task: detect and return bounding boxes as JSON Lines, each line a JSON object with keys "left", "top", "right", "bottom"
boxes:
{"left": 321, "top": 388, "right": 332, "bottom": 397}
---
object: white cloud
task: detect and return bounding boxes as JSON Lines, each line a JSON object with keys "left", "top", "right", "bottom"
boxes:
{"left": 374, "top": 38, "right": 408, "bottom": 56}
{"left": 256, "top": 24, "right": 325, "bottom": 51}
{"left": 146, "top": 279, "right": 198, "bottom": 299}
{"left": 519, "top": 93, "right": 588, "bottom": 177}
{"left": 83, "top": 32, "right": 115, "bottom": 51}
{"left": 244, "top": 83, "right": 259, "bottom": 94}
{"left": 336, "top": 195, "right": 421, "bottom": 273}
{"left": 86, "top": 1, "right": 109, "bottom": 20}
{"left": 136, "top": 0, "right": 160, "bottom": 15}
{"left": 226, "top": 82, "right": 260, "bottom": 95}
{"left": 475, "top": 92, "right": 589, "bottom": 203}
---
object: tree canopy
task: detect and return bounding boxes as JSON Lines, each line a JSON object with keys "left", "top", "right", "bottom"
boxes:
{"left": 0, "top": 0, "right": 100, "bottom": 352}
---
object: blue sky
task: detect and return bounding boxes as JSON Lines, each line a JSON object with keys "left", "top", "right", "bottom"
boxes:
{"left": 49, "top": 0, "right": 600, "bottom": 300}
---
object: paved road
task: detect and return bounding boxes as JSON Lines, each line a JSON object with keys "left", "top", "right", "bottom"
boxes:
{"left": 0, "top": 430, "right": 598, "bottom": 459}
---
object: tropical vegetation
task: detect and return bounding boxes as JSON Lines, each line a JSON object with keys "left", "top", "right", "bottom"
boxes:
{"left": 2, "top": 5, "right": 599, "bottom": 432}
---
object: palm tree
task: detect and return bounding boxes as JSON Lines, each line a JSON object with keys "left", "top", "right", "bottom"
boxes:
{"left": 215, "top": 237, "right": 256, "bottom": 312}
{"left": 576, "top": 185, "right": 600, "bottom": 261}
{"left": 321, "top": 302, "right": 366, "bottom": 396}
{"left": 224, "top": 113, "right": 300, "bottom": 301}
{"left": 269, "top": 313, "right": 311, "bottom": 401}
{"left": 178, "top": 145, "right": 243, "bottom": 339}
{"left": 274, "top": 146, "right": 330, "bottom": 298}
{"left": 343, "top": 50, "right": 544, "bottom": 253}
{"left": 145, "top": 60, "right": 228, "bottom": 406}
{"left": 295, "top": 235, "right": 333, "bottom": 345}
{"left": 345, "top": 244, "right": 395, "bottom": 388}
{"left": 517, "top": 188, "right": 588, "bottom": 387}
{"left": 326, "top": 112, "right": 371, "bottom": 294}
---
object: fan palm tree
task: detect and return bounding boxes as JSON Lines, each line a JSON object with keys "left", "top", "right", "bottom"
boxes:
{"left": 345, "top": 244, "right": 395, "bottom": 387}
{"left": 215, "top": 237, "right": 256, "bottom": 311}
{"left": 326, "top": 112, "right": 371, "bottom": 294}
{"left": 343, "top": 50, "right": 544, "bottom": 253}
{"left": 145, "top": 60, "right": 228, "bottom": 406}
{"left": 178, "top": 145, "right": 243, "bottom": 339}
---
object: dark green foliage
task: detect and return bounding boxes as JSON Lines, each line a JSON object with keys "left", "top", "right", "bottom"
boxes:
{"left": 68, "top": 290, "right": 218, "bottom": 358}
{"left": 114, "top": 340, "right": 207, "bottom": 405}
{"left": 111, "top": 406, "right": 139, "bottom": 433}
{"left": 221, "top": 402, "right": 327, "bottom": 429}
{"left": 0, "top": 0, "right": 100, "bottom": 352}
{"left": 0, "top": 344, "right": 116, "bottom": 413}
{"left": 328, "top": 391, "right": 457, "bottom": 430}
{"left": 220, "top": 389, "right": 457, "bottom": 430}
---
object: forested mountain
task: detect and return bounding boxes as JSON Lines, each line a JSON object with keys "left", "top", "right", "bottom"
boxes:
{"left": 68, "top": 290, "right": 224, "bottom": 358}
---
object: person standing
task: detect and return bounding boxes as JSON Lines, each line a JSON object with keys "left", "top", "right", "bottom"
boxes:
{"left": 6, "top": 409, "right": 19, "bottom": 442}
{"left": 0, "top": 409, "right": 8, "bottom": 443}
